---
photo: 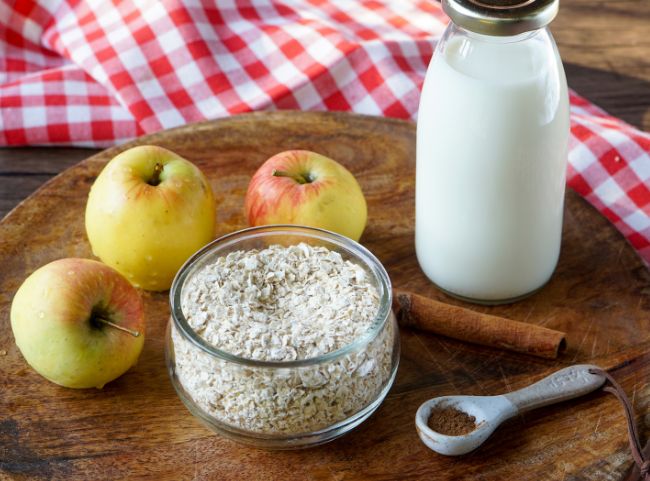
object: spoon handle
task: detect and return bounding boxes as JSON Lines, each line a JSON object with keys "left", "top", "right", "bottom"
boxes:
{"left": 503, "top": 364, "right": 605, "bottom": 413}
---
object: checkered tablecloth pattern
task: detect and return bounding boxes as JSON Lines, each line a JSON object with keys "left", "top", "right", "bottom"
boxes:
{"left": 1, "top": 1, "right": 649, "bottom": 264}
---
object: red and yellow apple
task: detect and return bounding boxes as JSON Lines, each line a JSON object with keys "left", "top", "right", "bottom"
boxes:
{"left": 85, "top": 145, "right": 216, "bottom": 291}
{"left": 10, "top": 258, "right": 145, "bottom": 389}
{"left": 244, "top": 150, "right": 367, "bottom": 240}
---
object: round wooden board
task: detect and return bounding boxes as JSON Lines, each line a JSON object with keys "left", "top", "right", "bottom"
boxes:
{"left": 1, "top": 112, "right": 648, "bottom": 481}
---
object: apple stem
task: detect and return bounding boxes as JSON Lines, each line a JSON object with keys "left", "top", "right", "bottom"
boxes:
{"left": 272, "top": 169, "right": 312, "bottom": 184}
{"left": 148, "top": 163, "right": 163, "bottom": 186}
{"left": 95, "top": 317, "right": 141, "bottom": 337}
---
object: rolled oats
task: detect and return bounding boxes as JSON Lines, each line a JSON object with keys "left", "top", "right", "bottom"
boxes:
{"left": 172, "top": 243, "right": 395, "bottom": 434}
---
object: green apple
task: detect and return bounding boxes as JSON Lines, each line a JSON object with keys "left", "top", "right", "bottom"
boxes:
{"left": 244, "top": 150, "right": 367, "bottom": 240}
{"left": 85, "top": 145, "right": 216, "bottom": 291}
{"left": 10, "top": 258, "right": 145, "bottom": 389}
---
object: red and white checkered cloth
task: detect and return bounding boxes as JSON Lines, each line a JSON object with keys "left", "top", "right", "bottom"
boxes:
{"left": 1, "top": 1, "right": 649, "bottom": 264}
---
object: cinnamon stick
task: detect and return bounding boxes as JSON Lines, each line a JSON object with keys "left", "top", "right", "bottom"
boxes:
{"left": 392, "top": 289, "right": 567, "bottom": 359}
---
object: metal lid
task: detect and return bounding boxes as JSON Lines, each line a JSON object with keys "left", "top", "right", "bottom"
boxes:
{"left": 442, "top": 0, "right": 559, "bottom": 36}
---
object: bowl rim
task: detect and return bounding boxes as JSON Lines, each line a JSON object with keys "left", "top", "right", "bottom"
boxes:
{"left": 169, "top": 224, "right": 393, "bottom": 368}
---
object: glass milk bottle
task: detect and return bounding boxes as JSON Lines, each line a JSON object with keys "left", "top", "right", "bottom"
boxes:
{"left": 416, "top": 0, "right": 569, "bottom": 304}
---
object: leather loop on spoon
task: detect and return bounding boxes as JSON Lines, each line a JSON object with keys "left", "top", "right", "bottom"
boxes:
{"left": 589, "top": 368, "right": 649, "bottom": 481}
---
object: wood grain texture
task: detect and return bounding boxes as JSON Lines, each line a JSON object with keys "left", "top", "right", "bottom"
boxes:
{"left": 0, "top": 148, "right": 99, "bottom": 219}
{"left": 0, "top": 111, "right": 648, "bottom": 481}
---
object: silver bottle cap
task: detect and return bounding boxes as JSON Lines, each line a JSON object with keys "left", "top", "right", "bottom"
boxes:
{"left": 442, "top": 0, "right": 559, "bottom": 37}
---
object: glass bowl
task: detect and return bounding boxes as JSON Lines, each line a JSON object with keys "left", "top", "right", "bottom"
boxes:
{"left": 165, "top": 225, "right": 400, "bottom": 449}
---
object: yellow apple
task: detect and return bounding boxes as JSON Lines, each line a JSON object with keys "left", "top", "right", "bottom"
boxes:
{"left": 244, "top": 150, "right": 367, "bottom": 240}
{"left": 85, "top": 145, "right": 216, "bottom": 291}
{"left": 11, "top": 258, "right": 145, "bottom": 389}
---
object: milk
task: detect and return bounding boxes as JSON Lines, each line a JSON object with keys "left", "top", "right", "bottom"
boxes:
{"left": 416, "top": 28, "right": 569, "bottom": 303}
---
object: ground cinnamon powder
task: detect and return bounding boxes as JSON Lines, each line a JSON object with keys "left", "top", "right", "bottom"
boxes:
{"left": 427, "top": 405, "right": 477, "bottom": 436}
